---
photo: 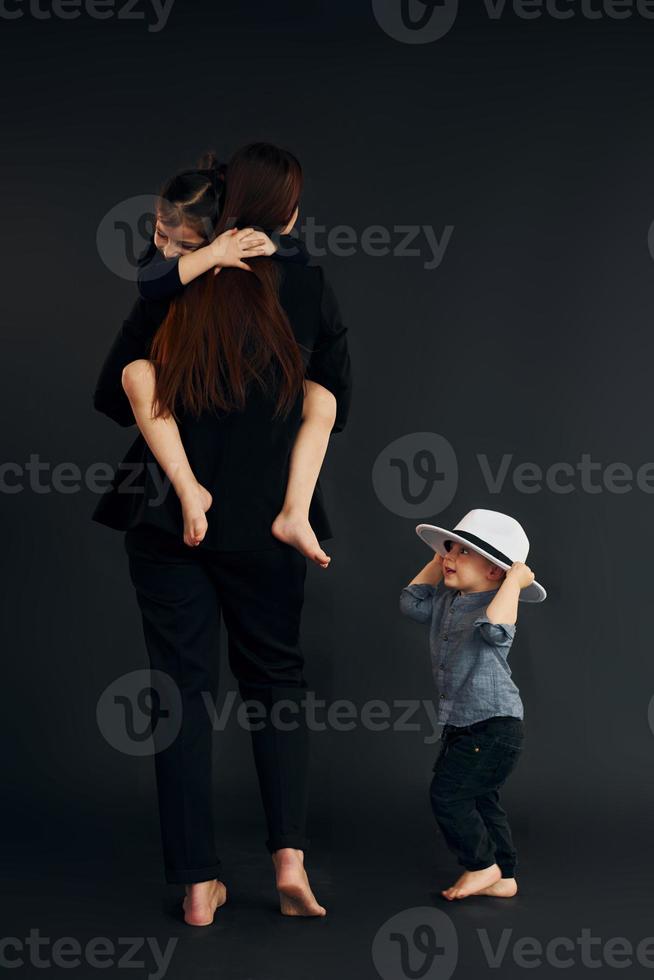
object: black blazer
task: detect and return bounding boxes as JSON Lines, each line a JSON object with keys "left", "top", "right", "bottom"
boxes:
{"left": 91, "top": 256, "right": 352, "bottom": 550}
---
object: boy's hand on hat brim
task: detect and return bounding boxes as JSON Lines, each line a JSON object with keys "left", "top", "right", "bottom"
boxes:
{"left": 506, "top": 561, "right": 535, "bottom": 590}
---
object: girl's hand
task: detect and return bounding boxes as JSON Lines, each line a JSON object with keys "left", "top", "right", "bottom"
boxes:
{"left": 210, "top": 227, "right": 276, "bottom": 272}
{"left": 506, "top": 561, "right": 535, "bottom": 590}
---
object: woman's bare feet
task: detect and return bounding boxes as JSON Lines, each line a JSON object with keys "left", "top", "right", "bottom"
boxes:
{"left": 271, "top": 512, "right": 331, "bottom": 567}
{"left": 272, "top": 848, "right": 326, "bottom": 916}
{"left": 441, "top": 864, "right": 502, "bottom": 901}
{"left": 182, "top": 879, "right": 227, "bottom": 926}
{"left": 476, "top": 877, "right": 518, "bottom": 898}
{"left": 179, "top": 483, "right": 213, "bottom": 547}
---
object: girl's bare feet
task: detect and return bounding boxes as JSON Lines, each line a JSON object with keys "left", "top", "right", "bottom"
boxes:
{"left": 476, "top": 877, "right": 518, "bottom": 898}
{"left": 272, "top": 848, "right": 327, "bottom": 916}
{"left": 441, "top": 864, "right": 502, "bottom": 901}
{"left": 179, "top": 483, "right": 213, "bottom": 547}
{"left": 182, "top": 879, "right": 227, "bottom": 926}
{"left": 271, "top": 512, "right": 331, "bottom": 567}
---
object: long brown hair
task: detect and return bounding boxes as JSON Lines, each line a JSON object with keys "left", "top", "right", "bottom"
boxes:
{"left": 149, "top": 143, "right": 306, "bottom": 423}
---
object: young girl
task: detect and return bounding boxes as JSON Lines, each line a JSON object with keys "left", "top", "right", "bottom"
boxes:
{"left": 120, "top": 156, "right": 339, "bottom": 567}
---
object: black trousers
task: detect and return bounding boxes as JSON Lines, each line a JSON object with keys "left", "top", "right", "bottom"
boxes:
{"left": 429, "top": 715, "right": 524, "bottom": 878}
{"left": 123, "top": 522, "right": 310, "bottom": 885}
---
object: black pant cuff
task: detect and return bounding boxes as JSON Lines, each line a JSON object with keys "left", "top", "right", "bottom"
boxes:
{"left": 266, "top": 834, "right": 310, "bottom": 854}
{"left": 462, "top": 860, "right": 498, "bottom": 872}
{"left": 164, "top": 862, "right": 224, "bottom": 885}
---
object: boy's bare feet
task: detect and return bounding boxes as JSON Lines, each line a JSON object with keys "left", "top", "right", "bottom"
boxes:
{"left": 182, "top": 879, "right": 227, "bottom": 926}
{"left": 441, "top": 864, "right": 502, "bottom": 900}
{"left": 179, "top": 483, "right": 213, "bottom": 547}
{"left": 272, "top": 848, "right": 327, "bottom": 916}
{"left": 476, "top": 877, "right": 518, "bottom": 898}
{"left": 271, "top": 512, "right": 331, "bottom": 567}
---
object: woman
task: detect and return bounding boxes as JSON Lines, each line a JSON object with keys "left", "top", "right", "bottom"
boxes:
{"left": 92, "top": 143, "right": 352, "bottom": 924}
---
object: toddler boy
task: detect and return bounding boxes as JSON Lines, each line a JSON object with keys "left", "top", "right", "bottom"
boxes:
{"left": 399, "top": 509, "right": 545, "bottom": 900}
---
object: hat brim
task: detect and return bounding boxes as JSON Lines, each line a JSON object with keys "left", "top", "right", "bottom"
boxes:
{"left": 415, "top": 523, "right": 547, "bottom": 603}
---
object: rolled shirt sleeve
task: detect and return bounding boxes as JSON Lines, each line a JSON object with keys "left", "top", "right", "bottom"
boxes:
{"left": 399, "top": 583, "right": 437, "bottom": 624}
{"left": 473, "top": 614, "right": 516, "bottom": 648}
{"left": 305, "top": 267, "right": 352, "bottom": 434}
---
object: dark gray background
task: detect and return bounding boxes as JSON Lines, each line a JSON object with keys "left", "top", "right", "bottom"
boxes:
{"left": 2, "top": 1, "right": 653, "bottom": 977}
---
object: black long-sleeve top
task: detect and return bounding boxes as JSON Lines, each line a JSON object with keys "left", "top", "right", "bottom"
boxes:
{"left": 91, "top": 244, "right": 352, "bottom": 550}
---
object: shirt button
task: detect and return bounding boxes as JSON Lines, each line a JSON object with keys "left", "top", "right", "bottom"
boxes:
{"left": 440, "top": 694, "right": 445, "bottom": 700}
{"left": 443, "top": 634, "right": 448, "bottom": 641}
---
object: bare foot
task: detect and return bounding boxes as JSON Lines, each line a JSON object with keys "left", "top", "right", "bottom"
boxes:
{"left": 179, "top": 483, "right": 213, "bottom": 547}
{"left": 272, "top": 848, "right": 326, "bottom": 916}
{"left": 182, "top": 879, "right": 227, "bottom": 926}
{"left": 476, "top": 877, "right": 518, "bottom": 898}
{"left": 271, "top": 512, "right": 331, "bottom": 568}
{"left": 441, "top": 864, "right": 502, "bottom": 901}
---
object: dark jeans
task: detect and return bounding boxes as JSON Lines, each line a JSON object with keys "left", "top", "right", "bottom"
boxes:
{"left": 123, "top": 523, "right": 310, "bottom": 885}
{"left": 429, "top": 715, "right": 524, "bottom": 878}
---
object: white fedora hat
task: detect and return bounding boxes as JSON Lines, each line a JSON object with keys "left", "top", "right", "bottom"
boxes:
{"left": 415, "top": 508, "right": 546, "bottom": 603}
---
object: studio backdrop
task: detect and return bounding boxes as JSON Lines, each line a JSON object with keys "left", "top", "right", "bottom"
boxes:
{"left": 2, "top": 2, "right": 653, "bottom": 979}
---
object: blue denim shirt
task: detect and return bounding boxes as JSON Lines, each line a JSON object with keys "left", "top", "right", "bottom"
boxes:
{"left": 399, "top": 579, "right": 523, "bottom": 727}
